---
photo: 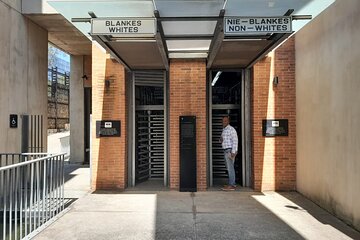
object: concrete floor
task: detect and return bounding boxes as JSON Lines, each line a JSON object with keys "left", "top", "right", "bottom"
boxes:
{"left": 34, "top": 165, "right": 360, "bottom": 240}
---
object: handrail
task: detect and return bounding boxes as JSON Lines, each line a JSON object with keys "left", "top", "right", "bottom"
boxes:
{"left": 1, "top": 153, "right": 66, "bottom": 240}
{"left": 0, "top": 153, "right": 63, "bottom": 171}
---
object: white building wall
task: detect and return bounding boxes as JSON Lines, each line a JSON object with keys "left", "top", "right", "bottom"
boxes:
{"left": 296, "top": 0, "right": 360, "bottom": 230}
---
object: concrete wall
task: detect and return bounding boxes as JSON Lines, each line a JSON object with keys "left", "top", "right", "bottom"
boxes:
{"left": 0, "top": 0, "right": 48, "bottom": 153}
{"left": 296, "top": 0, "right": 360, "bottom": 230}
{"left": 69, "top": 56, "right": 85, "bottom": 163}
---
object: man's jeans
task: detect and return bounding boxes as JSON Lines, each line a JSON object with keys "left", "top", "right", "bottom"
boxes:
{"left": 224, "top": 149, "right": 236, "bottom": 186}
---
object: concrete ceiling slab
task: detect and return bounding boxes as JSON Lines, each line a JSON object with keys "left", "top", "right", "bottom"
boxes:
{"left": 25, "top": 14, "right": 91, "bottom": 55}
{"left": 108, "top": 41, "right": 166, "bottom": 70}
{"left": 212, "top": 40, "right": 272, "bottom": 69}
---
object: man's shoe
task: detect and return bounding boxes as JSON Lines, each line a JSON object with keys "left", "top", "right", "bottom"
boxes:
{"left": 221, "top": 185, "right": 236, "bottom": 191}
{"left": 223, "top": 184, "right": 237, "bottom": 188}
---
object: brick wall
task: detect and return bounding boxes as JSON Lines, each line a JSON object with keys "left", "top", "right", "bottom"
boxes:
{"left": 91, "top": 44, "right": 127, "bottom": 190}
{"left": 252, "top": 37, "right": 296, "bottom": 191}
{"left": 169, "top": 59, "right": 207, "bottom": 191}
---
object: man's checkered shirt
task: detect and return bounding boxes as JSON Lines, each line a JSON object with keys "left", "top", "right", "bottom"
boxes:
{"left": 221, "top": 125, "right": 238, "bottom": 154}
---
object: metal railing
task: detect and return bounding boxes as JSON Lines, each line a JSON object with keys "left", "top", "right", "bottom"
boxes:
{"left": 0, "top": 153, "right": 65, "bottom": 240}
{"left": 0, "top": 154, "right": 48, "bottom": 168}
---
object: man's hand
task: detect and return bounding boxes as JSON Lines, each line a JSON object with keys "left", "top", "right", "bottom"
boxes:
{"left": 219, "top": 137, "right": 223, "bottom": 143}
{"left": 230, "top": 153, "right": 236, "bottom": 160}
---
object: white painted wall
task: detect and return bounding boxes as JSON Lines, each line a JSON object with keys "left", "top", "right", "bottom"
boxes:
{"left": 296, "top": 0, "right": 360, "bottom": 230}
{"left": 69, "top": 55, "right": 85, "bottom": 163}
{"left": 0, "top": 0, "right": 48, "bottom": 153}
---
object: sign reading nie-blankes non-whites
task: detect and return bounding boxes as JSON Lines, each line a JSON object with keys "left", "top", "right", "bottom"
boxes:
{"left": 91, "top": 18, "right": 157, "bottom": 37}
{"left": 224, "top": 17, "right": 292, "bottom": 35}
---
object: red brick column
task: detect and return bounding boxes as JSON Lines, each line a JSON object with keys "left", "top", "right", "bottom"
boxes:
{"left": 252, "top": 37, "right": 296, "bottom": 191}
{"left": 169, "top": 59, "right": 207, "bottom": 191}
{"left": 91, "top": 44, "right": 127, "bottom": 190}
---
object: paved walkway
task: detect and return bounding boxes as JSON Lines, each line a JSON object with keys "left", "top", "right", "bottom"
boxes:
{"left": 34, "top": 165, "right": 360, "bottom": 240}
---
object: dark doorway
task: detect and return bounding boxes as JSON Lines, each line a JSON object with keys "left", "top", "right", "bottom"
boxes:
{"left": 132, "top": 71, "right": 167, "bottom": 187}
{"left": 210, "top": 71, "right": 243, "bottom": 186}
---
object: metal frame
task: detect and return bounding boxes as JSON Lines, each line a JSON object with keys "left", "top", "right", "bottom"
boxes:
{"left": 74, "top": 9, "right": 310, "bottom": 70}
{"left": 243, "top": 69, "right": 252, "bottom": 187}
{"left": 129, "top": 70, "right": 168, "bottom": 187}
{"left": 207, "top": 9, "right": 225, "bottom": 69}
{"left": 240, "top": 69, "right": 253, "bottom": 187}
{"left": 154, "top": 10, "right": 169, "bottom": 71}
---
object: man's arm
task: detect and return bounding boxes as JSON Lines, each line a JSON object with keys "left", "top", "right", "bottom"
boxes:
{"left": 231, "top": 128, "right": 238, "bottom": 154}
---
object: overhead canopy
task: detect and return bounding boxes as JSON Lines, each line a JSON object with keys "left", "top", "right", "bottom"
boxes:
{"left": 48, "top": 0, "right": 335, "bottom": 70}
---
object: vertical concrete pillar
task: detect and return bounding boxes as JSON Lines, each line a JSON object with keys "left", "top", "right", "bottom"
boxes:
{"left": 169, "top": 59, "right": 207, "bottom": 191}
{"left": 70, "top": 55, "right": 85, "bottom": 163}
{"left": 91, "top": 44, "right": 127, "bottom": 190}
{"left": 0, "top": 3, "right": 48, "bottom": 153}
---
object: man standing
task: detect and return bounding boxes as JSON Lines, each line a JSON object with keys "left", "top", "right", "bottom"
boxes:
{"left": 220, "top": 116, "right": 238, "bottom": 191}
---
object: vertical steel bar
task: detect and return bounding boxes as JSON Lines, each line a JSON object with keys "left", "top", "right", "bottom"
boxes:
{"left": 41, "top": 115, "right": 43, "bottom": 152}
{"left": 2, "top": 169, "right": 7, "bottom": 240}
{"left": 49, "top": 157, "right": 54, "bottom": 219}
{"left": 24, "top": 163, "right": 28, "bottom": 236}
{"left": 36, "top": 161, "right": 41, "bottom": 228}
{"left": 29, "top": 163, "right": 34, "bottom": 233}
{"left": 30, "top": 115, "right": 33, "bottom": 153}
{"left": 14, "top": 167, "right": 19, "bottom": 240}
{"left": 9, "top": 168, "right": 13, "bottom": 240}
{"left": 37, "top": 115, "right": 40, "bottom": 153}
{"left": 53, "top": 156, "right": 57, "bottom": 215}
{"left": 46, "top": 158, "right": 50, "bottom": 222}
{"left": 56, "top": 155, "right": 59, "bottom": 214}
{"left": 42, "top": 159, "right": 47, "bottom": 223}
{"left": 20, "top": 165, "right": 23, "bottom": 239}
{"left": 61, "top": 155, "right": 65, "bottom": 211}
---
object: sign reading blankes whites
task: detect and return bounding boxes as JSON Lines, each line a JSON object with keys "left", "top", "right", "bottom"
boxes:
{"left": 91, "top": 18, "right": 157, "bottom": 37}
{"left": 224, "top": 16, "right": 292, "bottom": 35}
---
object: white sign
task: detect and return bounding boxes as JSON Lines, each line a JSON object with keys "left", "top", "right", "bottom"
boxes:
{"left": 224, "top": 17, "right": 292, "bottom": 35}
{"left": 91, "top": 18, "right": 157, "bottom": 37}
{"left": 104, "top": 122, "right": 112, "bottom": 128}
{"left": 272, "top": 121, "right": 280, "bottom": 127}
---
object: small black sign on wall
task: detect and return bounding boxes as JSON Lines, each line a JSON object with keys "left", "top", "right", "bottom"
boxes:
{"left": 10, "top": 114, "right": 18, "bottom": 128}
{"left": 96, "top": 120, "right": 121, "bottom": 137}
{"left": 262, "top": 119, "right": 288, "bottom": 137}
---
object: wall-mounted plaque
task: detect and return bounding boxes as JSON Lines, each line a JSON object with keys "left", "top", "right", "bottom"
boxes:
{"left": 262, "top": 119, "right": 288, "bottom": 137}
{"left": 10, "top": 114, "right": 18, "bottom": 128}
{"left": 96, "top": 120, "right": 121, "bottom": 137}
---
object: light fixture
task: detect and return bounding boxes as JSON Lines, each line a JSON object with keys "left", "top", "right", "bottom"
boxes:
{"left": 81, "top": 75, "right": 88, "bottom": 80}
{"left": 273, "top": 76, "right": 279, "bottom": 86}
{"left": 105, "top": 79, "right": 111, "bottom": 89}
{"left": 212, "top": 71, "right": 222, "bottom": 86}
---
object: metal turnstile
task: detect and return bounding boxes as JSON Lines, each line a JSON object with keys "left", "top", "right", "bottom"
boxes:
{"left": 132, "top": 70, "right": 167, "bottom": 186}
{"left": 136, "top": 109, "right": 164, "bottom": 182}
{"left": 211, "top": 106, "right": 240, "bottom": 181}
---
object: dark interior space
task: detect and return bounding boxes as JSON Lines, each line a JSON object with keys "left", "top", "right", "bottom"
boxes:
{"left": 211, "top": 71, "right": 242, "bottom": 186}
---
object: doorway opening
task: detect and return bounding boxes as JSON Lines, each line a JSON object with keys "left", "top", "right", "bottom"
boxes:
{"left": 129, "top": 71, "right": 168, "bottom": 189}
{"left": 210, "top": 71, "right": 243, "bottom": 187}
